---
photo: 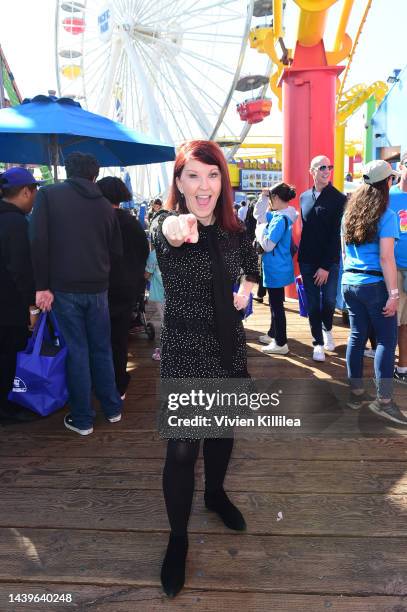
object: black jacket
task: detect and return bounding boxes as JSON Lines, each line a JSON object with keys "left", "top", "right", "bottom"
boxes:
{"left": 109, "top": 209, "right": 149, "bottom": 315}
{"left": 0, "top": 200, "right": 35, "bottom": 326}
{"left": 30, "top": 178, "right": 123, "bottom": 293}
{"left": 298, "top": 183, "right": 346, "bottom": 270}
{"left": 245, "top": 202, "right": 257, "bottom": 242}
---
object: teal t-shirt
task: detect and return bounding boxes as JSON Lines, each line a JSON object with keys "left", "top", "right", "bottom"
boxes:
{"left": 342, "top": 208, "right": 399, "bottom": 285}
{"left": 389, "top": 185, "right": 407, "bottom": 268}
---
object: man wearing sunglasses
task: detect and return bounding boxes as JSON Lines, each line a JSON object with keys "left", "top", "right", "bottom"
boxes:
{"left": 389, "top": 151, "right": 407, "bottom": 384}
{"left": 298, "top": 155, "right": 346, "bottom": 362}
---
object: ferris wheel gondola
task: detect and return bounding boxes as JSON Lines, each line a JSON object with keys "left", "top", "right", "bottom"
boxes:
{"left": 55, "top": 0, "right": 272, "bottom": 197}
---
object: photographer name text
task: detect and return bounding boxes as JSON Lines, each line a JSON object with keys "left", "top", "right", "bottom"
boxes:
{"left": 167, "top": 415, "right": 301, "bottom": 428}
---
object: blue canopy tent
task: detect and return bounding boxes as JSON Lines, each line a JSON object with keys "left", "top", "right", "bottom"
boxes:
{"left": 0, "top": 95, "right": 175, "bottom": 180}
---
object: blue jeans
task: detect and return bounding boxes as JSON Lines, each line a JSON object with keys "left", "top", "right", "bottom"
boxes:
{"left": 299, "top": 263, "right": 339, "bottom": 346}
{"left": 343, "top": 282, "right": 397, "bottom": 399}
{"left": 53, "top": 291, "right": 122, "bottom": 428}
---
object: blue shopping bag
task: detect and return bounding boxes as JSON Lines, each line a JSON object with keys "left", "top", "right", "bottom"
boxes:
{"left": 233, "top": 284, "right": 253, "bottom": 320}
{"left": 295, "top": 275, "right": 309, "bottom": 318}
{"left": 8, "top": 311, "right": 68, "bottom": 416}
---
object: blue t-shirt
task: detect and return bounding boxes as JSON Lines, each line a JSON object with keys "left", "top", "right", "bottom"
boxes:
{"left": 342, "top": 208, "right": 399, "bottom": 285}
{"left": 389, "top": 185, "right": 407, "bottom": 268}
{"left": 138, "top": 203, "right": 147, "bottom": 229}
{"left": 262, "top": 212, "right": 294, "bottom": 288}
{"left": 146, "top": 250, "right": 165, "bottom": 303}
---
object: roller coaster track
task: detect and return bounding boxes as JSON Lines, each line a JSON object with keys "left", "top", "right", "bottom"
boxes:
{"left": 337, "top": 80, "right": 387, "bottom": 125}
{"left": 337, "top": 0, "right": 373, "bottom": 104}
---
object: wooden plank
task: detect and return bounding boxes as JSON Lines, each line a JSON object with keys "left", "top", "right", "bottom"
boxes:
{"left": 0, "top": 431, "right": 167, "bottom": 458}
{"left": 0, "top": 585, "right": 406, "bottom": 612}
{"left": 0, "top": 529, "right": 407, "bottom": 595}
{"left": 0, "top": 488, "right": 407, "bottom": 537}
{"left": 1, "top": 432, "right": 407, "bottom": 460}
{"left": 2, "top": 292, "right": 407, "bottom": 607}
{"left": 3, "top": 457, "right": 407, "bottom": 495}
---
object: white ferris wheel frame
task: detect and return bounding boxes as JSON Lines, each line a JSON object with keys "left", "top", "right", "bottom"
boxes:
{"left": 55, "top": 0, "right": 271, "bottom": 197}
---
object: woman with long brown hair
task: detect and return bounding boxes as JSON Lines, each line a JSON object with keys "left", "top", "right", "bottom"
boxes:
{"left": 342, "top": 160, "right": 406, "bottom": 423}
{"left": 150, "top": 140, "right": 258, "bottom": 598}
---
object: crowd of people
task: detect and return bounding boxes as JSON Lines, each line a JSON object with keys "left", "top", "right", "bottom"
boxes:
{"left": 0, "top": 141, "right": 406, "bottom": 597}
{"left": 250, "top": 154, "right": 407, "bottom": 424}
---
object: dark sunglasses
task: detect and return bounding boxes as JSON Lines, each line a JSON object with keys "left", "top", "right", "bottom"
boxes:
{"left": 317, "top": 165, "right": 334, "bottom": 171}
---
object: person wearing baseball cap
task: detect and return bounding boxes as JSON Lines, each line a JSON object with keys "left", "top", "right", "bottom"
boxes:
{"left": 0, "top": 167, "right": 42, "bottom": 423}
{"left": 389, "top": 152, "right": 407, "bottom": 385}
{"left": 341, "top": 159, "right": 407, "bottom": 424}
{"left": 0, "top": 167, "right": 43, "bottom": 192}
{"left": 362, "top": 159, "right": 400, "bottom": 185}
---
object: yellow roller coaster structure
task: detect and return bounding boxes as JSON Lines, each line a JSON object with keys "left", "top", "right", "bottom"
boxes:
{"left": 334, "top": 81, "right": 388, "bottom": 190}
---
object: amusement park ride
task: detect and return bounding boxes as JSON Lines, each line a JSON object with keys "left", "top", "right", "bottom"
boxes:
{"left": 55, "top": 0, "right": 270, "bottom": 196}
{"left": 55, "top": 0, "right": 387, "bottom": 200}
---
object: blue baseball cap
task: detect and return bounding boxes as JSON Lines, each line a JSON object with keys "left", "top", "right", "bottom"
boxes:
{"left": 0, "top": 167, "right": 44, "bottom": 188}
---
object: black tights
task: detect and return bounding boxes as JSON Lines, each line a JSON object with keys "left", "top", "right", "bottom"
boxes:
{"left": 163, "top": 437, "right": 234, "bottom": 536}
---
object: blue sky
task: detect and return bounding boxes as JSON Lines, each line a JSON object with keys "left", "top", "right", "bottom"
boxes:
{"left": 0, "top": 0, "right": 405, "bottom": 141}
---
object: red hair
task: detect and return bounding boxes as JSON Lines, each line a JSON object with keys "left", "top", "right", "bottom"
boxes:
{"left": 165, "top": 140, "right": 242, "bottom": 233}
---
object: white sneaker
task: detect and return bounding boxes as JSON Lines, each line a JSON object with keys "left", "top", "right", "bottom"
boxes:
{"left": 259, "top": 334, "right": 274, "bottom": 345}
{"left": 107, "top": 413, "right": 122, "bottom": 423}
{"left": 262, "top": 342, "right": 289, "bottom": 355}
{"left": 322, "top": 330, "right": 335, "bottom": 351}
{"left": 313, "top": 345, "right": 325, "bottom": 362}
{"left": 64, "top": 415, "right": 93, "bottom": 436}
{"left": 364, "top": 349, "right": 376, "bottom": 359}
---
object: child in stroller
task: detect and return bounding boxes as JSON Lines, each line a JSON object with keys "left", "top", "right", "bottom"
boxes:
{"left": 145, "top": 241, "right": 165, "bottom": 360}
{"left": 129, "top": 279, "right": 156, "bottom": 340}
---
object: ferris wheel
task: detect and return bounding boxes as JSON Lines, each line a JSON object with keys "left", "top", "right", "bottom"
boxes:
{"left": 55, "top": 0, "right": 271, "bottom": 198}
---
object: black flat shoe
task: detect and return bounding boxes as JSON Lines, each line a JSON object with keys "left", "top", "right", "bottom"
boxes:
{"left": 204, "top": 489, "right": 246, "bottom": 531}
{"left": 160, "top": 533, "right": 188, "bottom": 598}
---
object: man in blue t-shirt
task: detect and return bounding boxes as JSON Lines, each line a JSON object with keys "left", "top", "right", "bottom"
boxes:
{"left": 389, "top": 151, "right": 407, "bottom": 384}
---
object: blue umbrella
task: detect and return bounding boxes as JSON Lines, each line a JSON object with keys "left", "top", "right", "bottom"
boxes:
{"left": 0, "top": 95, "right": 175, "bottom": 179}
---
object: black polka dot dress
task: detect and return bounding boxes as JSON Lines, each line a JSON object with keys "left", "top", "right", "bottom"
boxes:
{"left": 150, "top": 211, "right": 259, "bottom": 379}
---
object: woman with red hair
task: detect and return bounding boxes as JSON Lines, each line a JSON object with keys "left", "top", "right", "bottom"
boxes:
{"left": 150, "top": 140, "right": 258, "bottom": 598}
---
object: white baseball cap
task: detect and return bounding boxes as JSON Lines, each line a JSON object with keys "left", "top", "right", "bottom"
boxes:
{"left": 362, "top": 160, "right": 400, "bottom": 185}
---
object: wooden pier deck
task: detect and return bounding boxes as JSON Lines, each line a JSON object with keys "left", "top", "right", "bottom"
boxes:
{"left": 1, "top": 300, "right": 407, "bottom": 611}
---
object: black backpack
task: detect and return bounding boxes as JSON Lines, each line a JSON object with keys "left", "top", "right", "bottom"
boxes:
{"left": 245, "top": 203, "right": 257, "bottom": 242}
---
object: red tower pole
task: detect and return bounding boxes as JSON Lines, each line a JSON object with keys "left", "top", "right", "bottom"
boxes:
{"left": 280, "top": 41, "right": 343, "bottom": 297}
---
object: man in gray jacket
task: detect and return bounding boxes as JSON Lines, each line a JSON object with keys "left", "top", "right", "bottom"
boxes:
{"left": 30, "top": 152, "right": 123, "bottom": 435}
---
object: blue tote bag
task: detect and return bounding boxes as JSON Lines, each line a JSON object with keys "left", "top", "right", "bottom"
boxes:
{"left": 233, "top": 283, "right": 253, "bottom": 320}
{"left": 295, "top": 275, "right": 309, "bottom": 318}
{"left": 9, "top": 311, "right": 68, "bottom": 416}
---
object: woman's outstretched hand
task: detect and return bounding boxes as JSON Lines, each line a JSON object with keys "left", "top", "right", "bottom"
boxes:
{"left": 162, "top": 213, "right": 199, "bottom": 247}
